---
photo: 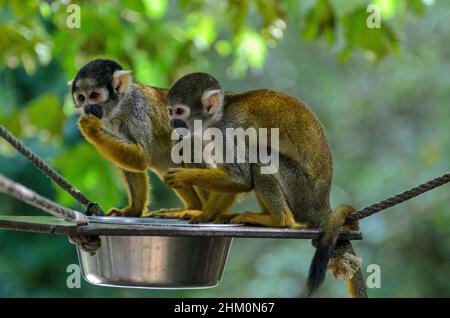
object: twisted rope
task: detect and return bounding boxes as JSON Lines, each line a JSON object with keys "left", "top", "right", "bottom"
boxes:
{"left": 1, "top": 124, "right": 448, "bottom": 225}
{"left": 0, "top": 175, "right": 88, "bottom": 225}
{"left": 348, "top": 172, "right": 450, "bottom": 221}
{"left": 0, "top": 125, "right": 104, "bottom": 216}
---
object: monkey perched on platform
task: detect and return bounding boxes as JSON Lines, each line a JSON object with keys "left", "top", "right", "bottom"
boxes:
{"left": 70, "top": 59, "right": 214, "bottom": 218}
{"left": 163, "top": 72, "right": 360, "bottom": 296}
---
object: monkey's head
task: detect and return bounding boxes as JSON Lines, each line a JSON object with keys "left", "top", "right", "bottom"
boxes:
{"left": 70, "top": 59, "right": 132, "bottom": 119}
{"left": 167, "top": 72, "right": 223, "bottom": 133}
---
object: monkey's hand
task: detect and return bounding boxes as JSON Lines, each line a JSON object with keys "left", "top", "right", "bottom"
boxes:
{"left": 78, "top": 114, "right": 101, "bottom": 138}
{"left": 212, "top": 213, "right": 238, "bottom": 224}
{"left": 77, "top": 115, "right": 148, "bottom": 173}
{"left": 164, "top": 168, "right": 194, "bottom": 188}
{"left": 189, "top": 209, "right": 231, "bottom": 224}
{"left": 189, "top": 211, "right": 221, "bottom": 224}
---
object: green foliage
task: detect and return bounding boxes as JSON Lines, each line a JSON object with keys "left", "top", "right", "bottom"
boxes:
{"left": 340, "top": 7, "right": 400, "bottom": 61}
{"left": 303, "top": 0, "right": 336, "bottom": 44}
{"left": 26, "top": 93, "right": 65, "bottom": 135}
{"left": 53, "top": 143, "right": 124, "bottom": 211}
{"left": 0, "top": 0, "right": 429, "bottom": 80}
{"left": 301, "top": 0, "right": 426, "bottom": 61}
{"left": 0, "top": 0, "right": 448, "bottom": 298}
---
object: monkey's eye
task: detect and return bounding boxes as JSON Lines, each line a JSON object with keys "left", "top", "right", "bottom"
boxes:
{"left": 90, "top": 92, "right": 99, "bottom": 99}
{"left": 175, "top": 108, "right": 184, "bottom": 115}
{"left": 78, "top": 94, "right": 85, "bottom": 102}
{"left": 168, "top": 108, "right": 173, "bottom": 116}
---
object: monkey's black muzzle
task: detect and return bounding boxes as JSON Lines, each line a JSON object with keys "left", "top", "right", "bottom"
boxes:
{"left": 170, "top": 119, "right": 188, "bottom": 129}
{"left": 84, "top": 104, "right": 104, "bottom": 119}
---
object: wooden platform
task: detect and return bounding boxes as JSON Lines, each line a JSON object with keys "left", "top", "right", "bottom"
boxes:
{"left": 0, "top": 216, "right": 362, "bottom": 240}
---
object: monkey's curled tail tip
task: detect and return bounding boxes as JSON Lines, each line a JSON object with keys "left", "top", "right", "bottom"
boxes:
{"left": 305, "top": 243, "right": 334, "bottom": 297}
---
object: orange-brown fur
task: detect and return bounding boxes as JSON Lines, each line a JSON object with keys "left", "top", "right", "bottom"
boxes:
{"left": 163, "top": 73, "right": 360, "bottom": 296}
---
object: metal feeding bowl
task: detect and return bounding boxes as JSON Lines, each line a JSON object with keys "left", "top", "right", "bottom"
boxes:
{"left": 77, "top": 217, "right": 239, "bottom": 289}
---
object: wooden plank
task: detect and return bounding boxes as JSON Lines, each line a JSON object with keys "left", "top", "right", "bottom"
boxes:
{"left": 0, "top": 216, "right": 363, "bottom": 240}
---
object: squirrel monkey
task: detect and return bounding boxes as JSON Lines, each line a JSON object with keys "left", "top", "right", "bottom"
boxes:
{"left": 163, "top": 72, "right": 359, "bottom": 296}
{"left": 70, "top": 59, "right": 208, "bottom": 217}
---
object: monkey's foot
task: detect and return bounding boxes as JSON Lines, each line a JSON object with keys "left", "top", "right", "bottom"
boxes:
{"left": 141, "top": 208, "right": 181, "bottom": 217}
{"left": 328, "top": 252, "right": 362, "bottom": 280}
{"left": 189, "top": 211, "right": 229, "bottom": 224}
{"left": 145, "top": 209, "right": 203, "bottom": 220}
{"left": 68, "top": 235, "right": 101, "bottom": 256}
{"left": 107, "top": 206, "right": 143, "bottom": 217}
{"left": 230, "top": 212, "right": 307, "bottom": 229}
{"left": 212, "top": 213, "right": 238, "bottom": 224}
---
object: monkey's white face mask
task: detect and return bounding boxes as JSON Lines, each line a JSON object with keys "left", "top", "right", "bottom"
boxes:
{"left": 168, "top": 88, "right": 224, "bottom": 136}
{"left": 70, "top": 70, "right": 132, "bottom": 119}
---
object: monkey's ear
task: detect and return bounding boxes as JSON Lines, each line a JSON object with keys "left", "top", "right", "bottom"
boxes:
{"left": 67, "top": 79, "right": 74, "bottom": 86}
{"left": 113, "top": 70, "right": 132, "bottom": 95}
{"left": 201, "top": 89, "right": 223, "bottom": 114}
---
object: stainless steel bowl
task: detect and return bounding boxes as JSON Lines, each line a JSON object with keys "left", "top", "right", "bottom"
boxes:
{"left": 77, "top": 217, "right": 238, "bottom": 289}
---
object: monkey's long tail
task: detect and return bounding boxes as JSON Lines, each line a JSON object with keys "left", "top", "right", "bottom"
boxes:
{"left": 306, "top": 204, "right": 355, "bottom": 297}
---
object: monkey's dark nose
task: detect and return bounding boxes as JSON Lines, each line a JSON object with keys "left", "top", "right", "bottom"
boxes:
{"left": 84, "top": 104, "right": 104, "bottom": 119}
{"left": 170, "top": 119, "right": 188, "bottom": 129}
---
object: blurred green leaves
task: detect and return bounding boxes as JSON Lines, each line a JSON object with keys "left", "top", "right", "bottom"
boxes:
{"left": 340, "top": 7, "right": 400, "bottom": 61}
{"left": 26, "top": 93, "right": 64, "bottom": 135}
{"left": 143, "top": 0, "right": 169, "bottom": 19}
{"left": 303, "top": 0, "right": 336, "bottom": 44}
{"left": 0, "top": 0, "right": 432, "bottom": 79}
{"left": 0, "top": 0, "right": 50, "bottom": 73}
{"left": 374, "top": 0, "right": 400, "bottom": 19}
{"left": 301, "top": 0, "right": 429, "bottom": 62}
{"left": 53, "top": 142, "right": 124, "bottom": 211}
{"left": 231, "top": 28, "right": 267, "bottom": 76}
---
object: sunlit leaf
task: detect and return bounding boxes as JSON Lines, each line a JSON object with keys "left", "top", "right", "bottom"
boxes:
{"left": 230, "top": 28, "right": 267, "bottom": 77}
{"left": 142, "top": 0, "right": 168, "bottom": 19}
{"left": 186, "top": 13, "right": 217, "bottom": 51}
{"left": 215, "top": 39, "right": 232, "bottom": 57}
{"left": 373, "top": 0, "right": 401, "bottom": 19}
{"left": 341, "top": 7, "right": 400, "bottom": 61}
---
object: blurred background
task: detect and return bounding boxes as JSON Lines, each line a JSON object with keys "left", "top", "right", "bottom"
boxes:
{"left": 0, "top": 0, "right": 448, "bottom": 297}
